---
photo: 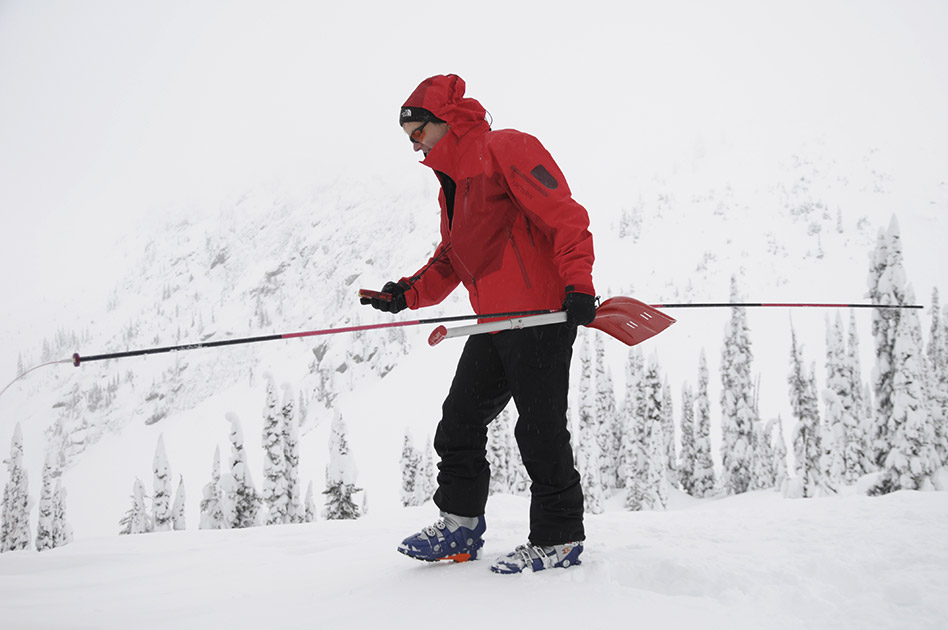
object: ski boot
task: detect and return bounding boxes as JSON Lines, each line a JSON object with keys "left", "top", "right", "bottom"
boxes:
{"left": 490, "top": 541, "right": 583, "bottom": 574}
{"left": 397, "top": 513, "right": 486, "bottom": 563}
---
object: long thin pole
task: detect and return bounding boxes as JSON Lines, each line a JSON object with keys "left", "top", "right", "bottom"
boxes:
{"left": 70, "top": 308, "right": 555, "bottom": 366}
{"left": 650, "top": 302, "right": 923, "bottom": 310}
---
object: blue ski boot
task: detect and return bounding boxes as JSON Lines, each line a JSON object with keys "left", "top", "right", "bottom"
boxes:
{"left": 398, "top": 513, "right": 486, "bottom": 563}
{"left": 490, "top": 541, "right": 583, "bottom": 574}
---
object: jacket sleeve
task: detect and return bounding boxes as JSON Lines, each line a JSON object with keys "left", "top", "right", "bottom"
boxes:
{"left": 400, "top": 239, "right": 461, "bottom": 309}
{"left": 492, "top": 132, "right": 595, "bottom": 296}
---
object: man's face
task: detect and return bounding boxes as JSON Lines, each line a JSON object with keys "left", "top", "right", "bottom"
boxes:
{"left": 402, "top": 120, "right": 449, "bottom": 155}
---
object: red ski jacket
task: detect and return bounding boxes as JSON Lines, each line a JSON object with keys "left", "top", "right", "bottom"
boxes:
{"left": 400, "top": 75, "right": 595, "bottom": 318}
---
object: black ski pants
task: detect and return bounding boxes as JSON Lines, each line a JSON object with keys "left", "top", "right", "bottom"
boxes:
{"left": 432, "top": 323, "right": 584, "bottom": 546}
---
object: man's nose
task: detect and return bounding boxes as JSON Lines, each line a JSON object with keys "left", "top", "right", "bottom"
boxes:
{"left": 412, "top": 141, "right": 424, "bottom": 153}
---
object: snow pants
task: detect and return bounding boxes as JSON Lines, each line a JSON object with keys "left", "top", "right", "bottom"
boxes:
{"left": 432, "top": 323, "right": 584, "bottom": 546}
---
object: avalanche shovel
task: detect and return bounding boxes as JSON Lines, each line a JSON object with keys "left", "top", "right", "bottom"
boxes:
{"left": 426, "top": 296, "right": 676, "bottom": 347}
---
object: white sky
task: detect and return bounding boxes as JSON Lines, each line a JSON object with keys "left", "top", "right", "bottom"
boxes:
{"left": 1, "top": 0, "right": 946, "bottom": 361}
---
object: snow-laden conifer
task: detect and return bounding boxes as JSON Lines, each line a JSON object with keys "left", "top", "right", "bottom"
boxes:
{"left": 172, "top": 476, "right": 186, "bottom": 530}
{"left": 486, "top": 413, "right": 511, "bottom": 496}
{"left": 772, "top": 416, "right": 789, "bottom": 492}
{"left": 118, "top": 478, "right": 150, "bottom": 535}
{"left": 304, "top": 481, "right": 317, "bottom": 523}
{"left": 661, "top": 379, "right": 677, "bottom": 486}
{"left": 577, "top": 336, "right": 605, "bottom": 513}
{"left": 226, "top": 412, "right": 260, "bottom": 528}
{"left": 822, "top": 314, "right": 848, "bottom": 490}
{"left": 199, "top": 446, "right": 224, "bottom": 530}
{"left": 282, "top": 383, "right": 303, "bottom": 524}
{"left": 152, "top": 435, "right": 173, "bottom": 531}
{"left": 2, "top": 423, "right": 31, "bottom": 552}
{"left": 618, "top": 348, "right": 645, "bottom": 492}
{"left": 692, "top": 351, "right": 716, "bottom": 497}
{"left": 720, "top": 279, "right": 756, "bottom": 495}
{"left": 927, "top": 288, "right": 948, "bottom": 466}
{"left": 323, "top": 412, "right": 361, "bottom": 520}
{"left": 51, "top": 480, "right": 73, "bottom": 548}
{"left": 593, "top": 334, "right": 619, "bottom": 491}
{"left": 843, "top": 311, "right": 871, "bottom": 480}
{"left": 678, "top": 382, "right": 697, "bottom": 495}
{"left": 416, "top": 437, "right": 438, "bottom": 505}
{"left": 35, "top": 452, "right": 57, "bottom": 551}
{"left": 870, "top": 287, "right": 940, "bottom": 493}
{"left": 789, "top": 325, "right": 824, "bottom": 497}
{"left": 753, "top": 418, "right": 777, "bottom": 489}
{"left": 399, "top": 429, "right": 422, "bottom": 505}
{"left": 261, "top": 375, "right": 288, "bottom": 525}
{"left": 626, "top": 354, "right": 667, "bottom": 510}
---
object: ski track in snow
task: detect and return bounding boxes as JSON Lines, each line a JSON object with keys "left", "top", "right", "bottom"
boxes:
{"left": 1, "top": 491, "right": 946, "bottom": 630}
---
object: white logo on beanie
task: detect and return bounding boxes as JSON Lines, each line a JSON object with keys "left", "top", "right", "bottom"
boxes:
{"left": 401, "top": 109, "right": 411, "bottom": 118}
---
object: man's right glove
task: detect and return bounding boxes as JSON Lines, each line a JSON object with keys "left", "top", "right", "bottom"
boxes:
{"left": 562, "top": 291, "right": 598, "bottom": 328}
{"left": 360, "top": 281, "right": 409, "bottom": 314}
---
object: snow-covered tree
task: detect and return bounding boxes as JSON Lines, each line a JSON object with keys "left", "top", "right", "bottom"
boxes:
{"left": 661, "top": 379, "right": 677, "bottom": 486}
{"left": 152, "top": 435, "right": 173, "bottom": 532}
{"left": 692, "top": 351, "right": 716, "bottom": 497}
{"left": 618, "top": 348, "right": 646, "bottom": 492}
{"left": 752, "top": 418, "right": 777, "bottom": 489}
{"left": 678, "top": 382, "right": 696, "bottom": 494}
{"left": 399, "top": 429, "right": 422, "bottom": 505}
{"left": 416, "top": 437, "right": 438, "bottom": 504}
{"left": 593, "top": 334, "right": 619, "bottom": 491}
{"left": 486, "top": 412, "right": 511, "bottom": 496}
{"left": 822, "top": 314, "right": 848, "bottom": 490}
{"left": 282, "top": 384, "right": 303, "bottom": 524}
{"left": 172, "top": 476, "right": 186, "bottom": 531}
{"left": 304, "top": 481, "right": 317, "bottom": 523}
{"left": 772, "top": 416, "right": 790, "bottom": 492}
{"left": 2, "top": 423, "right": 31, "bottom": 552}
{"left": 51, "top": 480, "right": 73, "bottom": 548}
{"left": 323, "top": 412, "right": 361, "bottom": 520}
{"left": 118, "top": 478, "right": 150, "bottom": 535}
{"left": 35, "top": 452, "right": 57, "bottom": 552}
{"left": 199, "top": 446, "right": 224, "bottom": 530}
{"left": 870, "top": 288, "right": 940, "bottom": 494}
{"left": 844, "top": 311, "right": 871, "bottom": 480}
{"left": 927, "top": 288, "right": 948, "bottom": 466}
{"left": 226, "top": 412, "right": 260, "bottom": 528}
{"left": 577, "top": 336, "right": 605, "bottom": 513}
{"left": 720, "top": 279, "right": 756, "bottom": 495}
{"left": 789, "top": 325, "right": 824, "bottom": 498}
{"left": 261, "top": 375, "right": 288, "bottom": 525}
{"left": 625, "top": 354, "right": 667, "bottom": 511}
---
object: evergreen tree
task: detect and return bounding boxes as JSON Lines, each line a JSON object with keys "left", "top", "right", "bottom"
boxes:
{"left": 927, "top": 289, "right": 948, "bottom": 466}
{"left": 822, "top": 314, "right": 848, "bottom": 490}
{"left": 678, "top": 382, "right": 697, "bottom": 495}
{"left": 51, "top": 480, "right": 73, "bottom": 548}
{"left": 118, "top": 478, "right": 150, "bottom": 535}
{"left": 199, "top": 446, "right": 224, "bottom": 530}
{"left": 323, "top": 413, "right": 361, "bottom": 520}
{"left": 304, "top": 481, "right": 317, "bottom": 523}
{"left": 844, "top": 311, "right": 871, "bottom": 480}
{"left": 2, "top": 423, "right": 32, "bottom": 552}
{"left": 625, "top": 354, "right": 667, "bottom": 510}
{"left": 692, "top": 350, "right": 716, "bottom": 497}
{"left": 867, "top": 217, "right": 907, "bottom": 468}
{"left": 261, "top": 375, "right": 288, "bottom": 525}
{"left": 172, "top": 476, "right": 186, "bottom": 531}
{"left": 870, "top": 288, "right": 940, "bottom": 494}
{"left": 661, "top": 379, "right": 677, "bottom": 486}
{"left": 753, "top": 419, "right": 777, "bottom": 489}
{"left": 577, "top": 336, "right": 605, "bottom": 513}
{"left": 720, "top": 279, "right": 756, "bottom": 495}
{"left": 486, "top": 412, "right": 511, "bottom": 496}
{"left": 619, "top": 348, "right": 646, "bottom": 492}
{"left": 504, "top": 412, "right": 531, "bottom": 496}
{"left": 35, "top": 452, "right": 57, "bottom": 551}
{"left": 226, "top": 413, "right": 260, "bottom": 528}
{"left": 772, "top": 416, "right": 790, "bottom": 492}
{"left": 399, "top": 429, "right": 422, "bottom": 506}
{"left": 416, "top": 437, "right": 438, "bottom": 505}
{"left": 282, "top": 384, "right": 303, "bottom": 524}
{"left": 152, "top": 435, "right": 173, "bottom": 532}
{"left": 789, "top": 326, "right": 824, "bottom": 497}
{"left": 593, "top": 334, "right": 619, "bottom": 491}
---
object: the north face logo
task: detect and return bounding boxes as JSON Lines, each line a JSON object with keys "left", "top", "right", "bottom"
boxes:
{"left": 401, "top": 109, "right": 411, "bottom": 118}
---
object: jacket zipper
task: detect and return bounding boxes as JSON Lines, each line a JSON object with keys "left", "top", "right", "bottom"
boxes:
{"left": 507, "top": 230, "right": 532, "bottom": 289}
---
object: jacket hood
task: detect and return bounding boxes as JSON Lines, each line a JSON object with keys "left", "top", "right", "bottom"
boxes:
{"left": 401, "top": 74, "right": 489, "bottom": 139}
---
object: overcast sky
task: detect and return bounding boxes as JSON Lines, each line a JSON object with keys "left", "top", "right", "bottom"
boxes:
{"left": 2, "top": 0, "right": 946, "bottom": 362}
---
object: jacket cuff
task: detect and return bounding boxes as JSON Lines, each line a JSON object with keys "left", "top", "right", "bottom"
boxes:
{"left": 565, "top": 283, "right": 596, "bottom": 297}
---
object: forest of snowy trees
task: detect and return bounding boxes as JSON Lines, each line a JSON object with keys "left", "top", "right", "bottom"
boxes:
{"left": 3, "top": 217, "right": 947, "bottom": 552}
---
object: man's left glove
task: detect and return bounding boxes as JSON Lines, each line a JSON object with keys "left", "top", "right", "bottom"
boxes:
{"left": 360, "top": 280, "right": 409, "bottom": 314}
{"left": 562, "top": 291, "right": 598, "bottom": 328}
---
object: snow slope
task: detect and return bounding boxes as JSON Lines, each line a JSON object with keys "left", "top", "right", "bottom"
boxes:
{"left": 2, "top": 490, "right": 947, "bottom": 630}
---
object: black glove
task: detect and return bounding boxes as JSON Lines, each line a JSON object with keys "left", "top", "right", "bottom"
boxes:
{"left": 562, "top": 291, "right": 597, "bottom": 328}
{"left": 360, "top": 281, "right": 409, "bottom": 314}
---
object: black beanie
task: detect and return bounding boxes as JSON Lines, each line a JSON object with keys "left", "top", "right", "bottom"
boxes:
{"left": 399, "top": 106, "right": 444, "bottom": 125}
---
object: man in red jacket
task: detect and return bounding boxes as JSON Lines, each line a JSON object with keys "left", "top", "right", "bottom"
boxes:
{"left": 362, "top": 74, "right": 597, "bottom": 573}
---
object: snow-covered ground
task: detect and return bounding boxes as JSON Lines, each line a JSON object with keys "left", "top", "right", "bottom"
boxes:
{"left": 2, "top": 489, "right": 947, "bottom": 630}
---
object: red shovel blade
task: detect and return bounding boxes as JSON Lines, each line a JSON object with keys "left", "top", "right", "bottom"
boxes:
{"left": 587, "top": 297, "right": 675, "bottom": 347}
